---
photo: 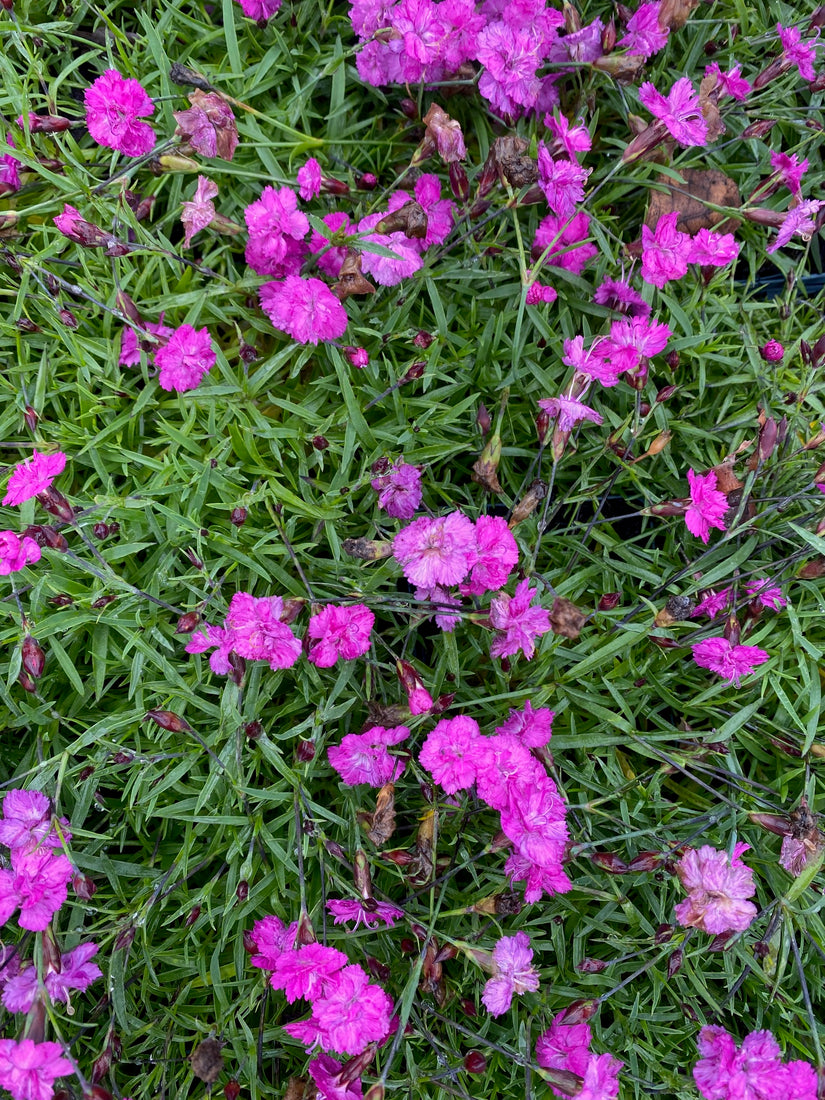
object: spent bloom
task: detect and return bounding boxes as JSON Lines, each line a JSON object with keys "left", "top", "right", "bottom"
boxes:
{"left": 481, "top": 931, "right": 539, "bottom": 1017}
{"left": 0, "top": 1040, "right": 73, "bottom": 1100}
{"left": 371, "top": 462, "right": 423, "bottom": 519}
{"left": 685, "top": 468, "right": 728, "bottom": 543}
{"left": 419, "top": 715, "right": 482, "bottom": 794}
{"left": 392, "top": 511, "right": 477, "bottom": 589}
{"left": 3, "top": 942, "right": 101, "bottom": 1013}
{"left": 3, "top": 451, "right": 67, "bottom": 506}
{"left": 154, "top": 324, "right": 216, "bottom": 393}
{"left": 489, "top": 578, "right": 551, "bottom": 660}
{"left": 173, "top": 90, "right": 238, "bottom": 161}
{"left": 327, "top": 725, "right": 409, "bottom": 787}
{"left": 746, "top": 577, "right": 786, "bottom": 611}
{"left": 84, "top": 69, "right": 155, "bottom": 157}
{"left": 225, "top": 592, "right": 302, "bottom": 670}
{"left": 0, "top": 531, "right": 42, "bottom": 576}
{"left": 181, "top": 176, "right": 218, "bottom": 248}
{"left": 259, "top": 276, "right": 348, "bottom": 345}
{"left": 327, "top": 899, "right": 404, "bottom": 929}
{"left": 307, "top": 604, "right": 374, "bottom": 667}
{"left": 675, "top": 843, "right": 757, "bottom": 934}
{"left": 593, "top": 277, "right": 650, "bottom": 318}
{"left": 694, "top": 1026, "right": 817, "bottom": 1100}
{"left": 641, "top": 212, "right": 693, "bottom": 288}
{"left": 691, "top": 637, "right": 769, "bottom": 686}
{"left": 0, "top": 849, "right": 74, "bottom": 931}
{"left": 638, "top": 78, "right": 708, "bottom": 146}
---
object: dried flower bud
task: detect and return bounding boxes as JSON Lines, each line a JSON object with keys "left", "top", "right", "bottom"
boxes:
{"left": 332, "top": 249, "right": 376, "bottom": 301}
{"left": 38, "top": 486, "right": 74, "bottom": 524}
{"left": 58, "top": 308, "right": 78, "bottom": 329}
{"left": 189, "top": 1038, "right": 224, "bottom": 1085}
{"left": 399, "top": 98, "right": 418, "bottom": 119}
{"left": 589, "top": 851, "right": 629, "bottom": 874}
{"left": 21, "top": 636, "right": 45, "bottom": 679}
{"left": 312, "top": 435, "right": 330, "bottom": 451}
{"left": 342, "top": 537, "right": 393, "bottom": 561}
{"left": 145, "top": 709, "right": 192, "bottom": 732}
{"left": 230, "top": 506, "right": 247, "bottom": 527}
{"left": 72, "top": 873, "right": 97, "bottom": 900}
{"left": 508, "top": 479, "right": 547, "bottom": 529}
{"left": 463, "top": 1053, "right": 487, "bottom": 1074}
{"left": 413, "top": 330, "right": 434, "bottom": 349}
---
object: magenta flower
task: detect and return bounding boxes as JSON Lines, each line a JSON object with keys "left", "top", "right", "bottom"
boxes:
{"left": 778, "top": 23, "right": 818, "bottom": 82}
{"left": 308, "top": 964, "right": 394, "bottom": 1055}
{"left": 489, "top": 578, "right": 551, "bottom": 660}
{"left": 460, "top": 515, "right": 518, "bottom": 597}
{"left": 371, "top": 463, "right": 423, "bottom": 520}
{"left": 618, "top": 2, "right": 668, "bottom": 58}
{"left": 675, "top": 843, "right": 757, "bottom": 934}
{"left": 694, "top": 1026, "right": 817, "bottom": 1100}
{"left": 544, "top": 112, "right": 592, "bottom": 158}
{"left": 182, "top": 176, "right": 218, "bottom": 249}
{"left": 184, "top": 623, "right": 236, "bottom": 676}
{"left": 3, "top": 451, "right": 67, "bottom": 507}
{"left": 495, "top": 700, "right": 554, "bottom": 749}
{"left": 601, "top": 315, "right": 671, "bottom": 374}
{"left": 746, "top": 577, "right": 786, "bottom": 611}
{"left": 308, "top": 212, "right": 353, "bottom": 278}
{"left": 537, "top": 146, "right": 591, "bottom": 218}
{"left": 525, "top": 283, "right": 558, "bottom": 305}
{"left": 271, "top": 943, "right": 348, "bottom": 1002}
{"left": 685, "top": 468, "right": 728, "bottom": 543}
{"left": 692, "top": 589, "right": 732, "bottom": 619}
{"left": 0, "top": 1039, "right": 73, "bottom": 1100}
{"left": 766, "top": 199, "right": 824, "bottom": 254}
{"left": 641, "top": 212, "right": 693, "bottom": 288}
{"left": 3, "top": 942, "right": 101, "bottom": 1013}
{"left": 481, "top": 931, "right": 539, "bottom": 1017}
{"left": 638, "top": 78, "right": 708, "bottom": 146}
{"left": 84, "top": 70, "right": 155, "bottom": 157}
{"left": 689, "top": 229, "right": 740, "bottom": 268}
{"left": 577, "top": 1053, "right": 623, "bottom": 1100}
{"left": 0, "top": 790, "right": 70, "bottom": 855}
{"left": 344, "top": 346, "right": 369, "bottom": 369}
{"left": 475, "top": 735, "right": 544, "bottom": 812}
{"left": 536, "top": 1011, "right": 593, "bottom": 1088}
{"left": 505, "top": 849, "right": 572, "bottom": 903}
{"left": 259, "top": 276, "right": 348, "bottom": 345}
{"left": 173, "top": 91, "right": 238, "bottom": 161}
{"left": 244, "top": 186, "right": 309, "bottom": 276}
{"left": 307, "top": 604, "right": 374, "bottom": 668}
{"left": 500, "top": 775, "right": 568, "bottom": 869}
{"left": 476, "top": 23, "right": 545, "bottom": 117}
{"left": 593, "top": 278, "right": 650, "bottom": 318}
{"left": 297, "top": 157, "right": 322, "bottom": 201}
{"left": 236, "top": 0, "right": 282, "bottom": 19}
{"left": 327, "top": 899, "right": 404, "bottom": 929}
{"left": 691, "top": 637, "right": 769, "bottom": 686}
{"left": 0, "top": 849, "right": 74, "bottom": 931}
{"left": 119, "top": 316, "right": 175, "bottom": 367}
{"left": 533, "top": 212, "right": 597, "bottom": 276}
{"left": 538, "top": 396, "right": 603, "bottom": 433}
{"left": 308, "top": 1055, "right": 362, "bottom": 1100}
{"left": 250, "top": 914, "right": 298, "bottom": 972}
{"left": 327, "top": 725, "right": 409, "bottom": 787}
{"left": 356, "top": 219, "right": 422, "bottom": 286}
{"left": 419, "top": 715, "right": 482, "bottom": 794}
{"left": 0, "top": 136, "right": 21, "bottom": 194}
{"left": 760, "top": 339, "right": 784, "bottom": 363}
{"left": 770, "top": 151, "right": 809, "bottom": 197}
{"left": 225, "top": 592, "right": 301, "bottom": 670}
{"left": 154, "top": 324, "right": 216, "bottom": 393}
{"left": 0, "top": 531, "right": 42, "bottom": 576}
{"left": 392, "top": 512, "right": 477, "bottom": 588}
{"left": 705, "top": 63, "right": 751, "bottom": 100}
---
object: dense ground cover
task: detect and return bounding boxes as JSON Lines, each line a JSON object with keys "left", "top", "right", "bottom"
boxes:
{"left": 2, "top": 0, "right": 825, "bottom": 1097}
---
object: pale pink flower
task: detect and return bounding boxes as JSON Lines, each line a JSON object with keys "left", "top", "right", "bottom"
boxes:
{"left": 675, "top": 843, "right": 757, "bottom": 934}
{"left": 356, "top": 222, "right": 422, "bottom": 286}
{"left": 173, "top": 91, "right": 238, "bottom": 160}
{"left": 371, "top": 463, "right": 423, "bottom": 519}
{"left": 3, "top": 943, "right": 101, "bottom": 1013}
{"left": 119, "top": 317, "right": 174, "bottom": 367}
{"left": 461, "top": 515, "right": 518, "bottom": 596}
{"left": 694, "top": 1026, "right": 817, "bottom": 1100}
{"left": 0, "top": 532, "right": 42, "bottom": 575}
{"left": 327, "top": 899, "right": 404, "bottom": 929}
{"left": 766, "top": 200, "right": 824, "bottom": 253}
{"left": 392, "top": 512, "right": 476, "bottom": 588}
{"left": 237, "top": 0, "right": 282, "bottom": 19}
{"left": 0, "top": 1039, "right": 72, "bottom": 1100}
{"left": 537, "top": 146, "right": 591, "bottom": 218}
{"left": 84, "top": 70, "right": 155, "bottom": 157}
{"left": 182, "top": 176, "right": 218, "bottom": 248}
{"left": 307, "top": 604, "right": 374, "bottom": 667}
{"left": 0, "top": 790, "right": 70, "bottom": 855}
{"left": 244, "top": 186, "right": 309, "bottom": 275}
{"left": 297, "top": 157, "right": 322, "bottom": 201}
{"left": 259, "top": 276, "right": 348, "bottom": 345}
{"left": 638, "top": 78, "right": 708, "bottom": 146}
{"left": 419, "top": 715, "right": 482, "bottom": 794}
{"left": 532, "top": 212, "right": 597, "bottom": 276}
{"left": 495, "top": 700, "right": 554, "bottom": 749}
{"left": 685, "top": 468, "right": 727, "bottom": 543}
{"left": 154, "top": 324, "right": 216, "bottom": 393}
{"left": 327, "top": 725, "right": 409, "bottom": 787}
{"left": 3, "top": 451, "right": 67, "bottom": 506}
{"left": 184, "top": 623, "right": 236, "bottom": 675}
{"left": 778, "top": 23, "right": 818, "bottom": 82}
{"left": 308, "top": 1055, "right": 362, "bottom": 1100}
{"left": 593, "top": 277, "right": 650, "bottom": 318}
{"left": 746, "top": 577, "right": 786, "bottom": 611}
{"left": 689, "top": 229, "right": 740, "bottom": 267}
{"left": 770, "top": 151, "right": 808, "bottom": 197}
{"left": 271, "top": 943, "right": 348, "bottom": 1002}
{"left": 704, "top": 63, "right": 751, "bottom": 100}
{"left": 691, "top": 637, "right": 769, "bottom": 686}
{"left": 250, "top": 914, "right": 298, "bottom": 971}
{"left": 618, "top": 3, "right": 668, "bottom": 58}
{"left": 307, "top": 964, "right": 394, "bottom": 1054}
{"left": 481, "top": 931, "right": 539, "bottom": 1017}
{"left": 225, "top": 592, "right": 302, "bottom": 670}
{"left": 641, "top": 212, "right": 693, "bottom": 288}
{"left": 0, "top": 849, "right": 73, "bottom": 931}
{"left": 489, "top": 579, "right": 551, "bottom": 660}
{"left": 692, "top": 589, "right": 731, "bottom": 619}
{"left": 538, "top": 396, "right": 603, "bottom": 432}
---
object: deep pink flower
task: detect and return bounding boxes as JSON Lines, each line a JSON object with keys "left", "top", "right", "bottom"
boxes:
{"left": 344, "top": 346, "right": 369, "bottom": 369}
{"left": 474, "top": 735, "right": 544, "bottom": 812}
{"left": 694, "top": 1026, "right": 817, "bottom": 1100}
{"left": 641, "top": 212, "right": 693, "bottom": 288}
{"left": 578, "top": 1053, "right": 623, "bottom": 1100}
{"left": 745, "top": 577, "right": 786, "bottom": 611}
{"left": 0, "top": 532, "right": 42, "bottom": 576}
{"left": 461, "top": 515, "right": 518, "bottom": 596}
{"left": 307, "top": 964, "right": 394, "bottom": 1054}
{"left": 236, "top": 0, "right": 282, "bottom": 20}
{"left": 408, "top": 686, "right": 433, "bottom": 714}
{"left": 371, "top": 463, "right": 423, "bottom": 519}
{"left": 538, "top": 396, "right": 602, "bottom": 433}
{"left": 412, "top": 174, "right": 455, "bottom": 250}
{"left": 271, "top": 943, "right": 348, "bottom": 1002}
{"left": 766, "top": 200, "right": 824, "bottom": 253}
{"left": 692, "top": 589, "right": 731, "bottom": 619}
{"left": 685, "top": 468, "right": 728, "bottom": 543}
{"left": 564, "top": 335, "right": 625, "bottom": 388}
{"left": 244, "top": 186, "right": 309, "bottom": 275}
{"left": 761, "top": 339, "right": 784, "bottom": 362}
{"left": 419, "top": 715, "right": 482, "bottom": 794}
{"left": 392, "top": 512, "right": 476, "bottom": 588}
{"left": 3, "top": 943, "right": 101, "bottom": 1014}
{"left": 259, "top": 276, "right": 348, "bottom": 345}
{"left": 489, "top": 579, "right": 551, "bottom": 660}
{"left": 691, "top": 637, "right": 769, "bottom": 686}
{"left": 297, "top": 158, "right": 322, "bottom": 201}
{"left": 308, "top": 1055, "right": 362, "bottom": 1100}
{"left": 307, "top": 604, "right": 374, "bottom": 667}
{"left": 601, "top": 315, "right": 671, "bottom": 375}
{"left": 476, "top": 23, "right": 544, "bottom": 117}
{"left": 0, "top": 849, "right": 73, "bottom": 931}
{"left": 500, "top": 775, "right": 568, "bottom": 868}
{"left": 356, "top": 221, "right": 422, "bottom": 286}
{"left": 704, "top": 63, "right": 751, "bottom": 100}
{"left": 0, "top": 136, "right": 21, "bottom": 193}
{"left": 184, "top": 623, "right": 236, "bottom": 675}
{"left": 525, "top": 283, "right": 558, "bottom": 305}
{"left": 3, "top": 451, "right": 67, "bottom": 506}
{"left": 0, "top": 1040, "right": 73, "bottom": 1100}
{"left": 327, "top": 899, "right": 404, "bottom": 929}
{"left": 154, "top": 324, "right": 216, "bottom": 393}
{"left": 675, "top": 843, "right": 757, "bottom": 934}
{"left": 537, "top": 146, "right": 591, "bottom": 218}
{"left": 778, "top": 23, "right": 818, "bottom": 82}
{"left": 181, "top": 176, "right": 218, "bottom": 249}
{"left": 327, "top": 725, "right": 409, "bottom": 787}
{"left": 250, "top": 914, "right": 298, "bottom": 971}
{"left": 309, "top": 211, "right": 354, "bottom": 278}
{"left": 173, "top": 91, "right": 238, "bottom": 161}
{"left": 533, "top": 212, "right": 597, "bottom": 275}
{"left": 225, "top": 592, "right": 301, "bottom": 670}
{"left": 481, "top": 931, "right": 539, "bottom": 1017}
{"left": 770, "top": 151, "right": 809, "bottom": 197}
{"left": 84, "top": 70, "right": 155, "bottom": 157}
{"left": 536, "top": 1011, "right": 592, "bottom": 1085}
{"left": 618, "top": 2, "right": 668, "bottom": 58}
{"left": 554, "top": 17, "right": 603, "bottom": 63}
{"left": 689, "top": 229, "right": 740, "bottom": 267}
{"left": 504, "top": 849, "right": 572, "bottom": 902}
{"left": 544, "top": 112, "right": 591, "bottom": 158}
{"left": 593, "top": 278, "right": 650, "bottom": 317}
{"left": 638, "top": 78, "right": 708, "bottom": 146}
{"left": 119, "top": 317, "right": 175, "bottom": 367}
{"left": 495, "top": 700, "right": 554, "bottom": 749}
{"left": 0, "top": 790, "right": 70, "bottom": 855}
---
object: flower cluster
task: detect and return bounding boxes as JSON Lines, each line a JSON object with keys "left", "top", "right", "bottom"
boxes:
{"left": 674, "top": 843, "right": 757, "bottom": 935}
{"left": 693, "top": 1026, "right": 816, "bottom": 1100}
{"left": 536, "top": 1008, "right": 623, "bottom": 1099}
{"left": 0, "top": 791, "right": 74, "bottom": 932}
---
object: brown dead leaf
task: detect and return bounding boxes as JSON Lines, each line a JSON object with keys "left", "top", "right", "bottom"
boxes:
{"left": 711, "top": 457, "right": 742, "bottom": 494}
{"left": 549, "top": 598, "right": 587, "bottom": 639}
{"left": 189, "top": 1039, "right": 223, "bottom": 1085}
{"left": 283, "top": 1078, "right": 308, "bottom": 1100}
{"left": 645, "top": 169, "right": 741, "bottom": 235}
{"left": 698, "top": 75, "right": 725, "bottom": 144}
{"left": 658, "top": 0, "right": 699, "bottom": 29}
{"left": 357, "top": 782, "right": 396, "bottom": 846}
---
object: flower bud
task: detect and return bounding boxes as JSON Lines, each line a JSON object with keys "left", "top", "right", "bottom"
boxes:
{"left": 312, "top": 435, "right": 330, "bottom": 450}
{"left": 589, "top": 851, "right": 629, "bottom": 874}
{"left": 463, "top": 1052, "right": 487, "bottom": 1074}
{"left": 224, "top": 1082, "right": 240, "bottom": 1100}
{"left": 599, "top": 593, "right": 620, "bottom": 611}
{"left": 58, "top": 308, "right": 78, "bottom": 329}
{"left": 114, "top": 926, "right": 135, "bottom": 951}
{"left": 559, "top": 1000, "right": 598, "bottom": 1025}
{"left": 576, "top": 958, "right": 608, "bottom": 973}
{"left": 236, "top": 880, "right": 248, "bottom": 902}
{"left": 18, "top": 669, "right": 37, "bottom": 693}
{"left": 295, "top": 739, "right": 315, "bottom": 762}
{"left": 357, "top": 172, "right": 378, "bottom": 190}
{"left": 508, "top": 479, "right": 548, "bottom": 529}
{"left": 244, "top": 721, "right": 262, "bottom": 741}
{"left": 656, "top": 384, "right": 678, "bottom": 403}
{"left": 760, "top": 339, "right": 784, "bottom": 362}
{"left": 185, "top": 905, "right": 201, "bottom": 927}
{"left": 230, "top": 506, "right": 247, "bottom": 527}
{"left": 21, "top": 635, "right": 45, "bottom": 678}
{"left": 448, "top": 161, "right": 470, "bottom": 203}
{"left": 91, "top": 595, "right": 117, "bottom": 609}
{"left": 37, "top": 486, "right": 74, "bottom": 523}
{"left": 145, "top": 709, "right": 192, "bottom": 732}
{"left": 175, "top": 611, "right": 201, "bottom": 634}
{"left": 476, "top": 403, "right": 492, "bottom": 436}
{"left": 152, "top": 152, "right": 200, "bottom": 174}
{"left": 413, "top": 330, "right": 434, "bottom": 349}
{"left": 242, "top": 930, "right": 256, "bottom": 953}
{"left": 667, "top": 948, "right": 683, "bottom": 978}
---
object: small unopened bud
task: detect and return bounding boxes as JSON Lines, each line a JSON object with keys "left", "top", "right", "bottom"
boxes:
{"left": 413, "top": 330, "right": 434, "bottom": 350}
{"left": 463, "top": 1052, "right": 487, "bottom": 1074}
{"left": 21, "top": 635, "right": 45, "bottom": 678}
{"left": 344, "top": 346, "right": 369, "bottom": 368}
{"left": 757, "top": 416, "right": 778, "bottom": 463}
{"left": 175, "top": 611, "right": 201, "bottom": 634}
{"left": 23, "top": 406, "right": 39, "bottom": 433}
{"left": 58, "top": 308, "right": 78, "bottom": 329}
{"left": 363, "top": 1085, "right": 385, "bottom": 1100}
{"left": 18, "top": 669, "right": 37, "bottom": 693}
{"left": 471, "top": 433, "right": 502, "bottom": 494}
{"left": 114, "top": 926, "right": 135, "bottom": 951}
{"left": 244, "top": 720, "right": 263, "bottom": 741}
{"left": 357, "top": 172, "right": 378, "bottom": 190}
{"left": 665, "top": 351, "right": 680, "bottom": 371}
{"left": 90, "top": 594, "right": 116, "bottom": 609}
{"left": 185, "top": 905, "right": 201, "bottom": 927}
{"left": 242, "top": 929, "right": 256, "bottom": 953}
{"left": 312, "top": 435, "right": 330, "bottom": 450}
{"left": 656, "top": 385, "right": 678, "bottom": 403}
{"left": 38, "top": 486, "right": 74, "bottom": 523}
{"left": 17, "top": 319, "right": 41, "bottom": 335}
{"left": 152, "top": 152, "right": 200, "bottom": 174}
{"left": 403, "top": 361, "right": 426, "bottom": 383}
{"left": 476, "top": 403, "right": 492, "bottom": 436}
{"left": 590, "top": 851, "right": 629, "bottom": 874}
{"left": 667, "top": 948, "right": 684, "bottom": 978}
{"left": 399, "top": 98, "right": 418, "bottom": 119}
{"left": 601, "top": 15, "right": 616, "bottom": 51}
{"left": 72, "top": 873, "right": 97, "bottom": 900}
{"left": 576, "top": 958, "right": 608, "bottom": 973}
{"left": 230, "top": 506, "right": 247, "bottom": 527}
{"left": 448, "top": 161, "right": 470, "bottom": 203}
{"left": 760, "top": 339, "right": 784, "bottom": 362}
{"left": 145, "top": 709, "right": 192, "bottom": 732}
{"left": 236, "top": 880, "right": 249, "bottom": 902}
{"left": 599, "top": 593, "right": 620, "bottom": 611}
{"left": 295, "top": 740, "right": 315, "bottom": 762}
{"left": 560, "top": 1000, "right": 598, "bottom": 1025}
{"left": 508, "top": 479, "right": 547, "bottom": 529}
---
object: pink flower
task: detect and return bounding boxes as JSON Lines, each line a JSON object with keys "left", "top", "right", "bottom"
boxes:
{"left": 692, "top": 589, "right": 731, "bottom": 619}
{"left": 475, "top": 735, "right": 544, "bottom": 812}
{"left": 481, "top": 931, "right": 539, "bottom": 1017}
{"left": 770, "top": 151, "right": 809, "bottom": 197}
{"left": 694, "top": 1026, "right": 817, "bottom": 1100}
{"left": 0, "top": 849, "right": 74, "bottom": 931}
{"left": 356, "top": 222, "right": 422, "bottom": 286}
{"left": 704, "top": 63, "right": 751, "bottom": 100}
{"left": 505, "top": 850, "right": 572, "bottom": 902}
{"left": 538, "top": 396, "right": 602, "bottom": 433}
{"left": 0, "top": 136, "right": 21, "bottom": 194}
{"left": 601, "top": 315, "right": 671, "bottom": 375}
{"left": 778, "top": 23, "right": 818, "bottom": 82}
{"left": 344, "top": 346, "right": 369, "bottom": 368}
{"left": 3, "top": 943, "right": 101, "bottom": 1014}
{"left": 0, "top": 532, "right": 42, "bottom": 575}
{"left": 392, "top": 512, "right": 477, "bottom": 588}
{"left": 173, "top": 91, "right": 238, "bottom": 161}
{"left": 533, "top": 212, "right": 597, "bottom": 276}
{"left": 297, "top": 157, "right": 322, "bottom": 201}
{"left": 371, "top": 463, "right": 423, "bottom": 519}
{"left": 244, "top": 186, "right": 309, "bottom": 275}
{"left": 578, "top": 1053, "right": 623, "bottom": 1100}
{"left": 544, "top": 112, "right": 591, "bottom": 158}
{"left": 308, "top": 964, "right": 394, "bottom": 1055}
{"left": 307, "top": 604, "right": 374, "bottom": 668}
{"left": 271, "top": 943, "right": 348, "bottom": 1002}
{"left": 476, "top": 23, "right": 545, "bottom": 117}
{"left": 689, "top": 229, "right": 740, "bottom": 267}
{"left": 593, "top": 278, "right": 650, "bottom": 317}
{"left": 685, "top": 468, "right": 727, "bottom": 543}
{"left": 182, "top": 176, "right": 218, "bottom": 248}
{"left": 536, "top": 1011, "right": 593, "bottom": 1088}
{"left": 250, "top": 915, "right": 298, "bottom": 971}
{"left": 327, "top": 899, "right": 404, "bottom": 929}
{"left": 641, "top": 212, "right": 693, "bottom": 288}
{"left": 495, "top": 700, "right": 554, "bottom": 749}
{"left": 184, "top": 623, "right": 236, "bottom": 675}
{"left": 766, "top": 200, "right": 824, "bottom": 253}
{"left": 691, "top": 637, "right": 769, "bottom": 686}
{"left": 412, "top": 174, "right": 454, "bottom": 250}
{"left": 119, "top": 317, "right": 175, "bottom": 367}
{"left": 308, "top": 1055, "right": 362, "bottom": 1100}
{"left": 84, "top": 70, "right": 155, "bottom": 157}
{"left": 225, "top": 592, "right": 301, "bottom": 670}
{"left": 500, "top": 775, "right": 568, "bottom": 868}
{"left": 309, "top": 211, "right": 354, "bottom": 278}
{"left": 760, "top": 339, "right": 784, "bottom": 362}
{"left": 746, "top": 577, "right": 786, "bottom": 611}
{"left": 327, "top": 725, "right": 409, "bottom": 787}
{"left": 0, "top": 790, "right": 70, "bottom": 855}
{"left": 489, "top": 578, "right": 551, "bottom": 660}
{"left": 3, "top": 451, "right": 67, "bottom": 506}
{"left": 525, "top": 283, "right": 558, "bottom": 305}
{"left": 259, "top": 276, "right": 348, "bottom": 345}
{"left": 461, "top": 515, "right": 518, "bottom": 596}
{"left": 537, "top": 146, "right": 591, "bottom": 218}
{"left": 638, "top": 78, "right": 708, "bottom": 146}
{"left": 154, "top": 324, "right": 216, "bottom": 393}
{"left": 419, "top": 715, "right": 482, "bottom": 794}
{"left": 0, "top": 1040, "right": 73, "bottom": 1100}
{"left": 618, "top": 3, "right": 668, "bottom": 58}
{"left": 236, "top": 0, "right": 282, "bottom": 19}
{"left": 675, "top": 843, "right": 757, "bottom": 934}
